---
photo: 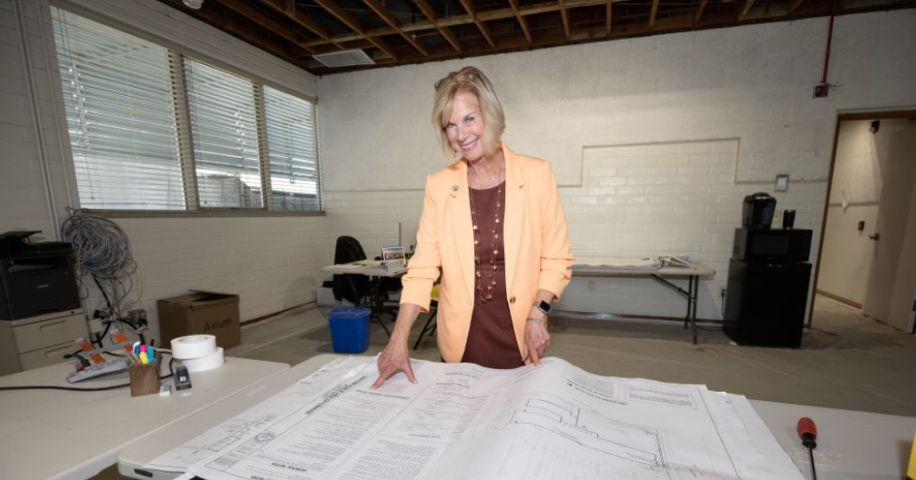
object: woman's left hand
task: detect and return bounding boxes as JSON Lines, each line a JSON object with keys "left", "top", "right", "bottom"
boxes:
{"left": 524, "top": 306, "right": 551, "bottom": 366}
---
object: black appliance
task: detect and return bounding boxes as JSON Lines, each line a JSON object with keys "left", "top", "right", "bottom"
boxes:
{"left": 742, "top": 192, "right": 777, "bottom": 230}
{"left": 724, "top": 227, "right": 813, "bottom": 348}
{"left": 732, "top": 228, "right": 812, "bottom": 263}
{"left": 0, "top": 231, "right": 80, "bottom": 320}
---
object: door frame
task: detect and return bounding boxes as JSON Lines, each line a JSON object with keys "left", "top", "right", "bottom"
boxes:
{"left": 808, "top": 109, "right": 916, "bottom": 329}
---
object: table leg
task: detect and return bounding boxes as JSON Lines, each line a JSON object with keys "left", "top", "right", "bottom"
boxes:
{"left": 690, "top": 275, "right": 698, "bottom": 345}
{"left": 370, "top": 279, "right": 391, "bottom": 337}
{"left": 684, "top": 277, "right": 692, "bottom": 330}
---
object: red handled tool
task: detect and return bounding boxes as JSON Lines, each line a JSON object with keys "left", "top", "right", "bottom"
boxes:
{"left": 797, "top": 417, "right": 818, "bottom": 480}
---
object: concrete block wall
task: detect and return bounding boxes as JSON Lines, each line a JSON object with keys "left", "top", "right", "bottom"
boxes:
{"left": 319, "top": 11, "right": 916, "bottom": 322}
{"left": 557, "top": 139, "right": 826, "bottom": 319}
{"left": 0, "top": 0, "right": 75, "bottom": 239}
{"left": 116, "top": 217, "right": 327, "bottom": 331}
{"left": 325, "top": 140, "right": 827, "bottom": 320}
{"left": 0, "top": 0, "right": 327, "bottom": 340}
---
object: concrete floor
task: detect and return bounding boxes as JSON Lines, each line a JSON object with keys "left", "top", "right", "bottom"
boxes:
{"left": 228, "top": 294, "right": 916, "bottom": 417}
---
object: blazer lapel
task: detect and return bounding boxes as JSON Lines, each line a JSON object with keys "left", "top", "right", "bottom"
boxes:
{"left": 502, "top": 145, "right": 526, "bottom": 297}
{"left": 448, "top": 161, "right": 476, "bottom": 301}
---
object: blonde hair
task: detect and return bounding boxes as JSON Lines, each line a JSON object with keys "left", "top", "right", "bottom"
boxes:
{"left": 431, "top": 67, "right": 506, "bottom": 161}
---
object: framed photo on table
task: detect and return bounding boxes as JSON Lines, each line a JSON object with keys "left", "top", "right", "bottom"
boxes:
{"left": 381, "top": 246, "right": 406, "bottom": 270}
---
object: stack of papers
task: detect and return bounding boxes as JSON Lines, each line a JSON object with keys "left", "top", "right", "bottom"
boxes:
{"left": 573, "top": 258, "right": 662, "bottom": 272}
{"left": 148, "top": 357, "right": 803, "bottom": 480}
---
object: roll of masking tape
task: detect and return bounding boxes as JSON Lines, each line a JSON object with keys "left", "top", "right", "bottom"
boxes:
{"left": 171, "top": 334, "right": 217, "bottom": 360}
{"left": 182, "top": 347, "right": 224, "bottom": 372}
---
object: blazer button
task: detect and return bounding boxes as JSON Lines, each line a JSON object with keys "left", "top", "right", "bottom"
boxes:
{"left": 509, "top": 296, "right": 516, "bottom": 304}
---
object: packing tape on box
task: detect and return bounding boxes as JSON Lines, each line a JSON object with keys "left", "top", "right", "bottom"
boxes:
{"left": 171, "top": 334, "right": 217, "bottom": 360}
{"left": 182, "top": 347, "right": 224, "bottom": 372}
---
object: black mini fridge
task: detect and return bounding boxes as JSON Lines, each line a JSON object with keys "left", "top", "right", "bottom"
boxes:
{"left": 723, "top": 228, "right": 813, "bottom": 348}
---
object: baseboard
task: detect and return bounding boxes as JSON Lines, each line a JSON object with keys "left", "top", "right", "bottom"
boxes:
{"left": 241, "top": 302, "right": 317, "bottom": 327}
{"left": 816, "top": 290, "right": 863, "bottom": 310}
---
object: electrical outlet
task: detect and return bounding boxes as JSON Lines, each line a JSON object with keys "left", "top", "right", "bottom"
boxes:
{"left": 813, "top": 84, "right": 829, "bottom": 98}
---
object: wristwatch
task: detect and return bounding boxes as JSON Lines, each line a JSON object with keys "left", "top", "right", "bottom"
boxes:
{"left": 535, "top": 300, "right": 551, "bottom": 315}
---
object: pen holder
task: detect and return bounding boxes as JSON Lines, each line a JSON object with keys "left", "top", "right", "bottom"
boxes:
{"left": 129, "top": 362, "right": 160, "bottom": 397}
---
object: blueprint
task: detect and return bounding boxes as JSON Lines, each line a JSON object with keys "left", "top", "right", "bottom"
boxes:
{"left": 149, "top": 357, "right": 804, "bottom": 480}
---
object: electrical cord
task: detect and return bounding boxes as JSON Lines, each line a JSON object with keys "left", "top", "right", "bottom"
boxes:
{"left": 61, "top": 209, "right": 143, "bottom": 323}
{"left": 0, "top": 355, "right": 174, "bottom": 392}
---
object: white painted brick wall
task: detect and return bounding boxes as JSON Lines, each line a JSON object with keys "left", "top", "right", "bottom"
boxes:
{"left": 322, "top": 140, "right": 827, "bottom": 321}
{"left": 112, "top": 217, "right": 329, "bottom": 336}
{"left": 557, "top": 139, "right": 826, "bottom": 319}
{"left": 318, "top": 10, "right": 914, "bottom": 322}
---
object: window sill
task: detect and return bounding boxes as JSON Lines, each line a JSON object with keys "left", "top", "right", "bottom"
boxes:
{"left": 81, "top": 209, "right": 326, "bottom": 219}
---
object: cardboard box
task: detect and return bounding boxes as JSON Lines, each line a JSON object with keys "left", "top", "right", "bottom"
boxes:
{"left": 157, "top": 291, "right": 241, "bottom": 349}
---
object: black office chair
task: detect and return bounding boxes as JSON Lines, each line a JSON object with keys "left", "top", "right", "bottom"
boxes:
{"left": 332, "top": 236, "right": 371, "bottom": 305}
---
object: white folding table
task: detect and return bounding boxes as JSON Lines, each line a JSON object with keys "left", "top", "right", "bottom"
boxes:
{"left": 568, "top": 258, "right": 717, "bottom": 344}
{"left": 0, "top": 356, "right": 289, "bottom": 480}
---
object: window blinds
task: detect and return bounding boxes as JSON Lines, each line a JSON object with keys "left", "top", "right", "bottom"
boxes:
{"left": 51, "top": 7, "right": 322, "bottom": 214}
{"left": 52, "top": 8, "right": 185, "bottom": 210}
{"left": 263, "top": 87, "right": 320, "bottom": 212}
{"left": 184, "top": 59, "right": 263, "bottom": 209}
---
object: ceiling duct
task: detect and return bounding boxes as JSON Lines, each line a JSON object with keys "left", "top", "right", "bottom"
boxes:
{"left": 313, "top": 49, "right": 375, "bottom": 68}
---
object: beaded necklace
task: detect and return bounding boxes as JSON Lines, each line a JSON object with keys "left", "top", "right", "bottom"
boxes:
{"left": 468, "top": 175, "right": 503, "bottom": 303}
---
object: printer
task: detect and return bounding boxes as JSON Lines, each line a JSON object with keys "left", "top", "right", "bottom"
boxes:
{"left": 0, "top": 231, "right": 81, "bottom": 320}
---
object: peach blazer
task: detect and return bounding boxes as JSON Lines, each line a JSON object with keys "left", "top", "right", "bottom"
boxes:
{"left": 400, "top": 144, "right": 575, "bottom": 363}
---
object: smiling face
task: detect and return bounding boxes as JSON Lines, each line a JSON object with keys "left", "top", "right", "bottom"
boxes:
{"left": 445, "top": 91, "right": 487, "bottom": 162}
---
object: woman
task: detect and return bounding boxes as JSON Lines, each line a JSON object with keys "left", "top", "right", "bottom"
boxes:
{"left": 372, "top": 67, "right": 574, "bottom": 388}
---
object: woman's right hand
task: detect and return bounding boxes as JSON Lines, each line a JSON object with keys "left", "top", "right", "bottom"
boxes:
{"left": 371, "top": 338, "right": 417, "bottom": 389}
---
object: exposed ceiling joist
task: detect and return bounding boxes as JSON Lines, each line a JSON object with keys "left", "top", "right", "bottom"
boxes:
{"left": 455, "top": 0, "right": 498, "bottom": 50}
{"left": 559, "top": 0, "right": 571, "bottom": 40}
{"left": 606, "top": 0, "right": 613, "bottom": 35}
{"left": 312, "top": 0, "right": 398, "bottom": 59}
{"left": 360, "top": 0, "right": 429, "bottom": 56}
{"left": 156, "top": 0, "right": 916, "bottom": 74}
{"left": 694, "top": 0, "right": 708, "bottom": 23}
{"left": 739, "top": 0, "right": 757, "bottom": 18}
{"left": 508, "top": 0, "right": 534, "bottom": 45}
{"left": 217, "top": 0, "right": 315, "bottom": 54}
{"left": 409, "top": 0, "right": 464, "bottom": 53}
{"left": 302, "top": 0, "right": 610, "bottom": 47}
{"left": 258, "top": 0, "right": 345, "bottom": 50}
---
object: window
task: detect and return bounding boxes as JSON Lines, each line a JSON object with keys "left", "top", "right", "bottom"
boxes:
{"left": 51, "top": 7, "right": 321, "bottom": 213}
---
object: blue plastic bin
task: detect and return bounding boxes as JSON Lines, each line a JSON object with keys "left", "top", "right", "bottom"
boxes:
{"left": 327, "top": 307, "right": 371, "bottom": 353}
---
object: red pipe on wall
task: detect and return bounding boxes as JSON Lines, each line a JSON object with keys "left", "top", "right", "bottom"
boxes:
{"left": 821, "top": 0, "right": 840, "bottom": 86}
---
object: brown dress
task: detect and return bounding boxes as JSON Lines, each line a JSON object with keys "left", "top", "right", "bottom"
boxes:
{"left": 461, "top": 182, "right": 525, "bottom": 369}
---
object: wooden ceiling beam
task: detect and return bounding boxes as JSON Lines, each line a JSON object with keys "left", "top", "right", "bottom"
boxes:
{"left": 788, "top": 0, "right": 806, "bottom": 13}
{"left": 312, "top": 0, "right": 398, "bottom": 59}
{"left": 216, "top": 0, "right": 315, "bottom": 54}
{"left": 455, "top": 0, "right": 498, "bottom": 50}
{"left": 739, "top": 0, "right": 756, "bottom": 19}
{"left": 649, "top": 0, "right": 660, "bottom": 27}
{"left": 361, "top": 0, "right": 429, "bottom": 56}
{"left": 409, "top": 0, "right": 464, "bottom": 53}
{"left": 158, "top": 0, "right": 307, "bottom": 62}
{"left": 606, "top": 0, "right": 612, "bottom": 36}
{"left": 303, "top": 0, "right": 613, "bottom": 47}
{"left": 258, "top": 0, "right": 345, "bottom": 50}
{"left": 694, "top": 0, "right": 708, "bottom": 23}
{"left": 508, "top": 0, "right": 533, "bottom": 45}
{"left": 559, "top": 0, "right": 571, "bottom": 40}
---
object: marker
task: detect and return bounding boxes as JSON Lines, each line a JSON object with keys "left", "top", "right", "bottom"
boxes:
{"left": 148, "top": 346, "right": 155, "bottom": 364}
{"left": 139, "top": 351, "right": 149, "bottom": 364}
